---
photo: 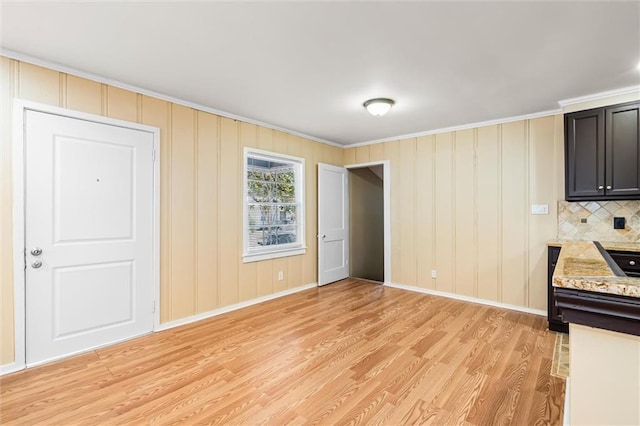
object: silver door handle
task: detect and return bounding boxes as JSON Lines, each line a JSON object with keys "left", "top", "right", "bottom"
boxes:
{"left": 31, "top": 260, "right": 42, "bottom": 269}
{"left": 30, "top": 247, "right": 43, "bottom": 256}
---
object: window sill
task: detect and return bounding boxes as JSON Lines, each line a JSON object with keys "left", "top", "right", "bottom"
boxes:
{"left": 242, "top": 247, "right": 306, "bottom": 263}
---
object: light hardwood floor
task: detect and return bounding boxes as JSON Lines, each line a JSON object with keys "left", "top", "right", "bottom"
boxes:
{"left": 0, "top": 279, "right": 564, "bottom": 425}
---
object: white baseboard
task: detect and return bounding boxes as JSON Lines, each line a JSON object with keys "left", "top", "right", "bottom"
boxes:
{"left": 384, "top": 282, "right": 547, "bottom": 317}
{"left": 155, "top": 283, "right": 317, "bottom": 332}
{"left": 0, "top": 361, "right": 24, "bottom": 376}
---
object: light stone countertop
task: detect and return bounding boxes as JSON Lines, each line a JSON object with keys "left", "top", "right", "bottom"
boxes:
{"left": 547, "top": 238, "right": 640, "bottom": 252}
{"left": 552, "top": 240, "right": 640, "bottom": 298}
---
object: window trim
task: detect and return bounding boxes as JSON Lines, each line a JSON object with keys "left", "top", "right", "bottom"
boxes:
{"left": 242, "top": 147, "right": 306, "bottom": 263}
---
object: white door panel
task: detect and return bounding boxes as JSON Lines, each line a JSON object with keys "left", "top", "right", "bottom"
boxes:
{"left": 25, "top": 110, "right": 154, "bottom": 365}
{"left": 318, "top": 163, "right": 349, "bottom": 286}
{"left": 54, "top": 137, "right": 135, "bottom": 242}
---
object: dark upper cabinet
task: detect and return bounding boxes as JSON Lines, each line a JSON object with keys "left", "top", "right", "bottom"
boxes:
{"left": 565, "top": 108, "right": 605, "bottom": 199}
{"left": 565, "top": 101, "right": 640, "bottom": 200}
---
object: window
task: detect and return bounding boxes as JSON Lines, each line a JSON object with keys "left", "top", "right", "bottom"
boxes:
{"left": 243, "top": 148, "right": 305, "bottom": 262}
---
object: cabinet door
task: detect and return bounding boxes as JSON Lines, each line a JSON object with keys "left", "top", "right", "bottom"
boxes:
{"left": 547, "top": 247, "right": 566, "bottom": 328}
{"left": 606, "top": 102, "right": 640, "bottom": 197}
{"left": 565, "top": 108, "right": 605, "bottom": 199}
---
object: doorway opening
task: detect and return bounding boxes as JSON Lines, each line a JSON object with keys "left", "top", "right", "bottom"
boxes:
{"left": 345, "top": 160, "right": 390, "bottom": 285}
{"left": 348, "top": 165, "right": 384, "bottom": 282}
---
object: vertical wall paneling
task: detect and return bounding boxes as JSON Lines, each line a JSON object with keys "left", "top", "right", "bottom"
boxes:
{"left": 238, "top": 122, "right": 258, "bottom": 302}
{"left": 454, "top": 129, "right": 476, "bottom": 297}
{"left": 434, "top": 133, "right": 455, "bottom": 293}
{"left": 0, "top": 58, "right": 15, "bottom": 364}
{"left": 193, "top": 112, "right": 200, "bottom": 309}
{"left": 500, "top": 121, "right": 528, "bottom": 306}
{"left": 272, "top": 130, "right": 288, "bottom": 154}
{"left": 219, "top": 118, "right": 240, "bottom": 306}
{"left": 18, "top": 62, "right": 60, "bottom": 105}
{"left": 524, "top": 121, "right": 531, "bottom": 308}
{"left": 196, "top": 111, "right": 219, "bottom": 313}
{"left": 399, "top": 139, "right": 417, "bottom": 286}
{"left": 384, "top": 141, "right": 401, "bottom": 283}
{"left": 66, "top": 75, "right": 102, "bottom": 115}
{"left": 369, "top": 143, "right": 384, "bottom": 162}
{"left": 355, "top": 145, "right": 370, "bottom": 164}
{"left": 528, "top": 116, "right": 557, "bottom": 310}
{"left": 343, "top": 147, "right": 356, "bottom": 165}
{"left": 257, "top": 127, "right": 273, "bottom": 151}
{"left": 415, "top": 136, "right": 435, "bottom": 289}
{"left": 476, "top": 125, "right": 501, "bottom": 302}
{"left": 170, "top": 105, "right": 196, "bottom": 318}
{"left": 106, "top": 86, "right": 137, "bottom": 122}
{"left": 272, "top": 258, "right": 289, "bottom": 293}
{"left": 1, "top": 58, "right": 346, "bottom": 367}
{"left": 332, "top": 146, "right": 344, "bottom": 166}
{"left": 59, "top": 73, "right": 67, "bottom": 108}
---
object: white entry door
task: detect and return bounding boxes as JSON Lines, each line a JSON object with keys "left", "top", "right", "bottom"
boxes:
{"left": 318, "top": 163, "right": 349, "bottom": 286}
{"left": 24, "top": 110, "right": 155, "bottom": 366}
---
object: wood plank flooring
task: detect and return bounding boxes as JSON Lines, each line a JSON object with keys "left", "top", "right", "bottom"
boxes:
{"left": 0, "top": 279, "right": 565, "bottom": 425}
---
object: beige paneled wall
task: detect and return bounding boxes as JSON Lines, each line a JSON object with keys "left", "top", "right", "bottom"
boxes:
{"left": 345, "top": 116, "right": 562, "bottom": 310}
{"left": 0, "top": 58, "right": 343, "bottom": 365}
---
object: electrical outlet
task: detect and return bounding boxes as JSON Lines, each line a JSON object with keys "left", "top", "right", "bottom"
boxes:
{"left": 431, "top": 270, "right": 437, "bottom": 279}
{"left": 278, "top": 271, "right": 284, "bottom": 281}
{"left": 614, "top": 217, "right": 626, "bottom": 230}
{"left": 531, "top": 204, "right": 549, "bottom": 215}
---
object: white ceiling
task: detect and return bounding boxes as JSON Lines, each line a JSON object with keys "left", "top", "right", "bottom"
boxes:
{"left": 1, "top": 1, "right": 639, "bottom": 146}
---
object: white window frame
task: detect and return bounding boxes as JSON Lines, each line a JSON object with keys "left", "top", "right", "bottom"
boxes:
{"left": 243, "top": 147, "right": 306, "bottom": 263}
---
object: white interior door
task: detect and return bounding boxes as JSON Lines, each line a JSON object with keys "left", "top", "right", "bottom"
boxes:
{"left": 318, "top": 163, "right": 349, "bottom": 286}
{"left": 24, "top": 110, "right": 155, "bottom": 366}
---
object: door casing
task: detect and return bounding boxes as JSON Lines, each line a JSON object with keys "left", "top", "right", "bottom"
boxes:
{"left": 10, "top": 100, "right": 161, "bottom": 372}
{"left": 316, "top": 161, "right": 391, "bottom": 286}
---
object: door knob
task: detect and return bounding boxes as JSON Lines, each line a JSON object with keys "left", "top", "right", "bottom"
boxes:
{"left": 30, "top": 247, "right": 43, "bottom": 256}
{"left": 31, "top": 260, "right": 42, "bottom": 269}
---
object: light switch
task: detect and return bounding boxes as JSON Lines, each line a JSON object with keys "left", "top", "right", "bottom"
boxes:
{"left": 531, "top": 204, "right": 549, "bottom": 215}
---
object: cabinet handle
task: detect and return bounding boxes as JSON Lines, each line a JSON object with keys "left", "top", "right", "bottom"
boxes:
{"left": 606, "top": 185, "right": 612, "bottom": 190}
{"left": 630, "top": 260, "right": 636, "bottom": 266}
{"left": 598, "top": 185, "right": 604, "bottom": 190}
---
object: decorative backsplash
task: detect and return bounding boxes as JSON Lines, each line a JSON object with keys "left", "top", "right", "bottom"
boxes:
{"left": 558, "top": 200, "right": 640, "bottom": 242}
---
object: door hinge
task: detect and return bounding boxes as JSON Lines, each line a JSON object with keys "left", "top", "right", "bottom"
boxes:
{"left": 152, "top": 300, "right": 156, "bottom": 313}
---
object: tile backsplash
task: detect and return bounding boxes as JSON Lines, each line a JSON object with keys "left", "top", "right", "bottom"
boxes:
{"left": 558, "top": 200, "right": 640, "bottom": 242}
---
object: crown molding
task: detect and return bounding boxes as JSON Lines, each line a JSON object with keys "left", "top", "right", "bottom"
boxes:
{"left": 5, "top": 48, "right": 638, "bottom": 150}
{"left": 558, "top": 85, "right": 640, "bottom": 108}
{"left": 0, "top": 48, "right": 344, "bottom": 148}
{"left": 344, "top": 108, "right": 562, "bottom": 148}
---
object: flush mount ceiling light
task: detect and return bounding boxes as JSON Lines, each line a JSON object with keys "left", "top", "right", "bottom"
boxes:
{"left": 363, "top": 98, "right": 395, "bottom": 117}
